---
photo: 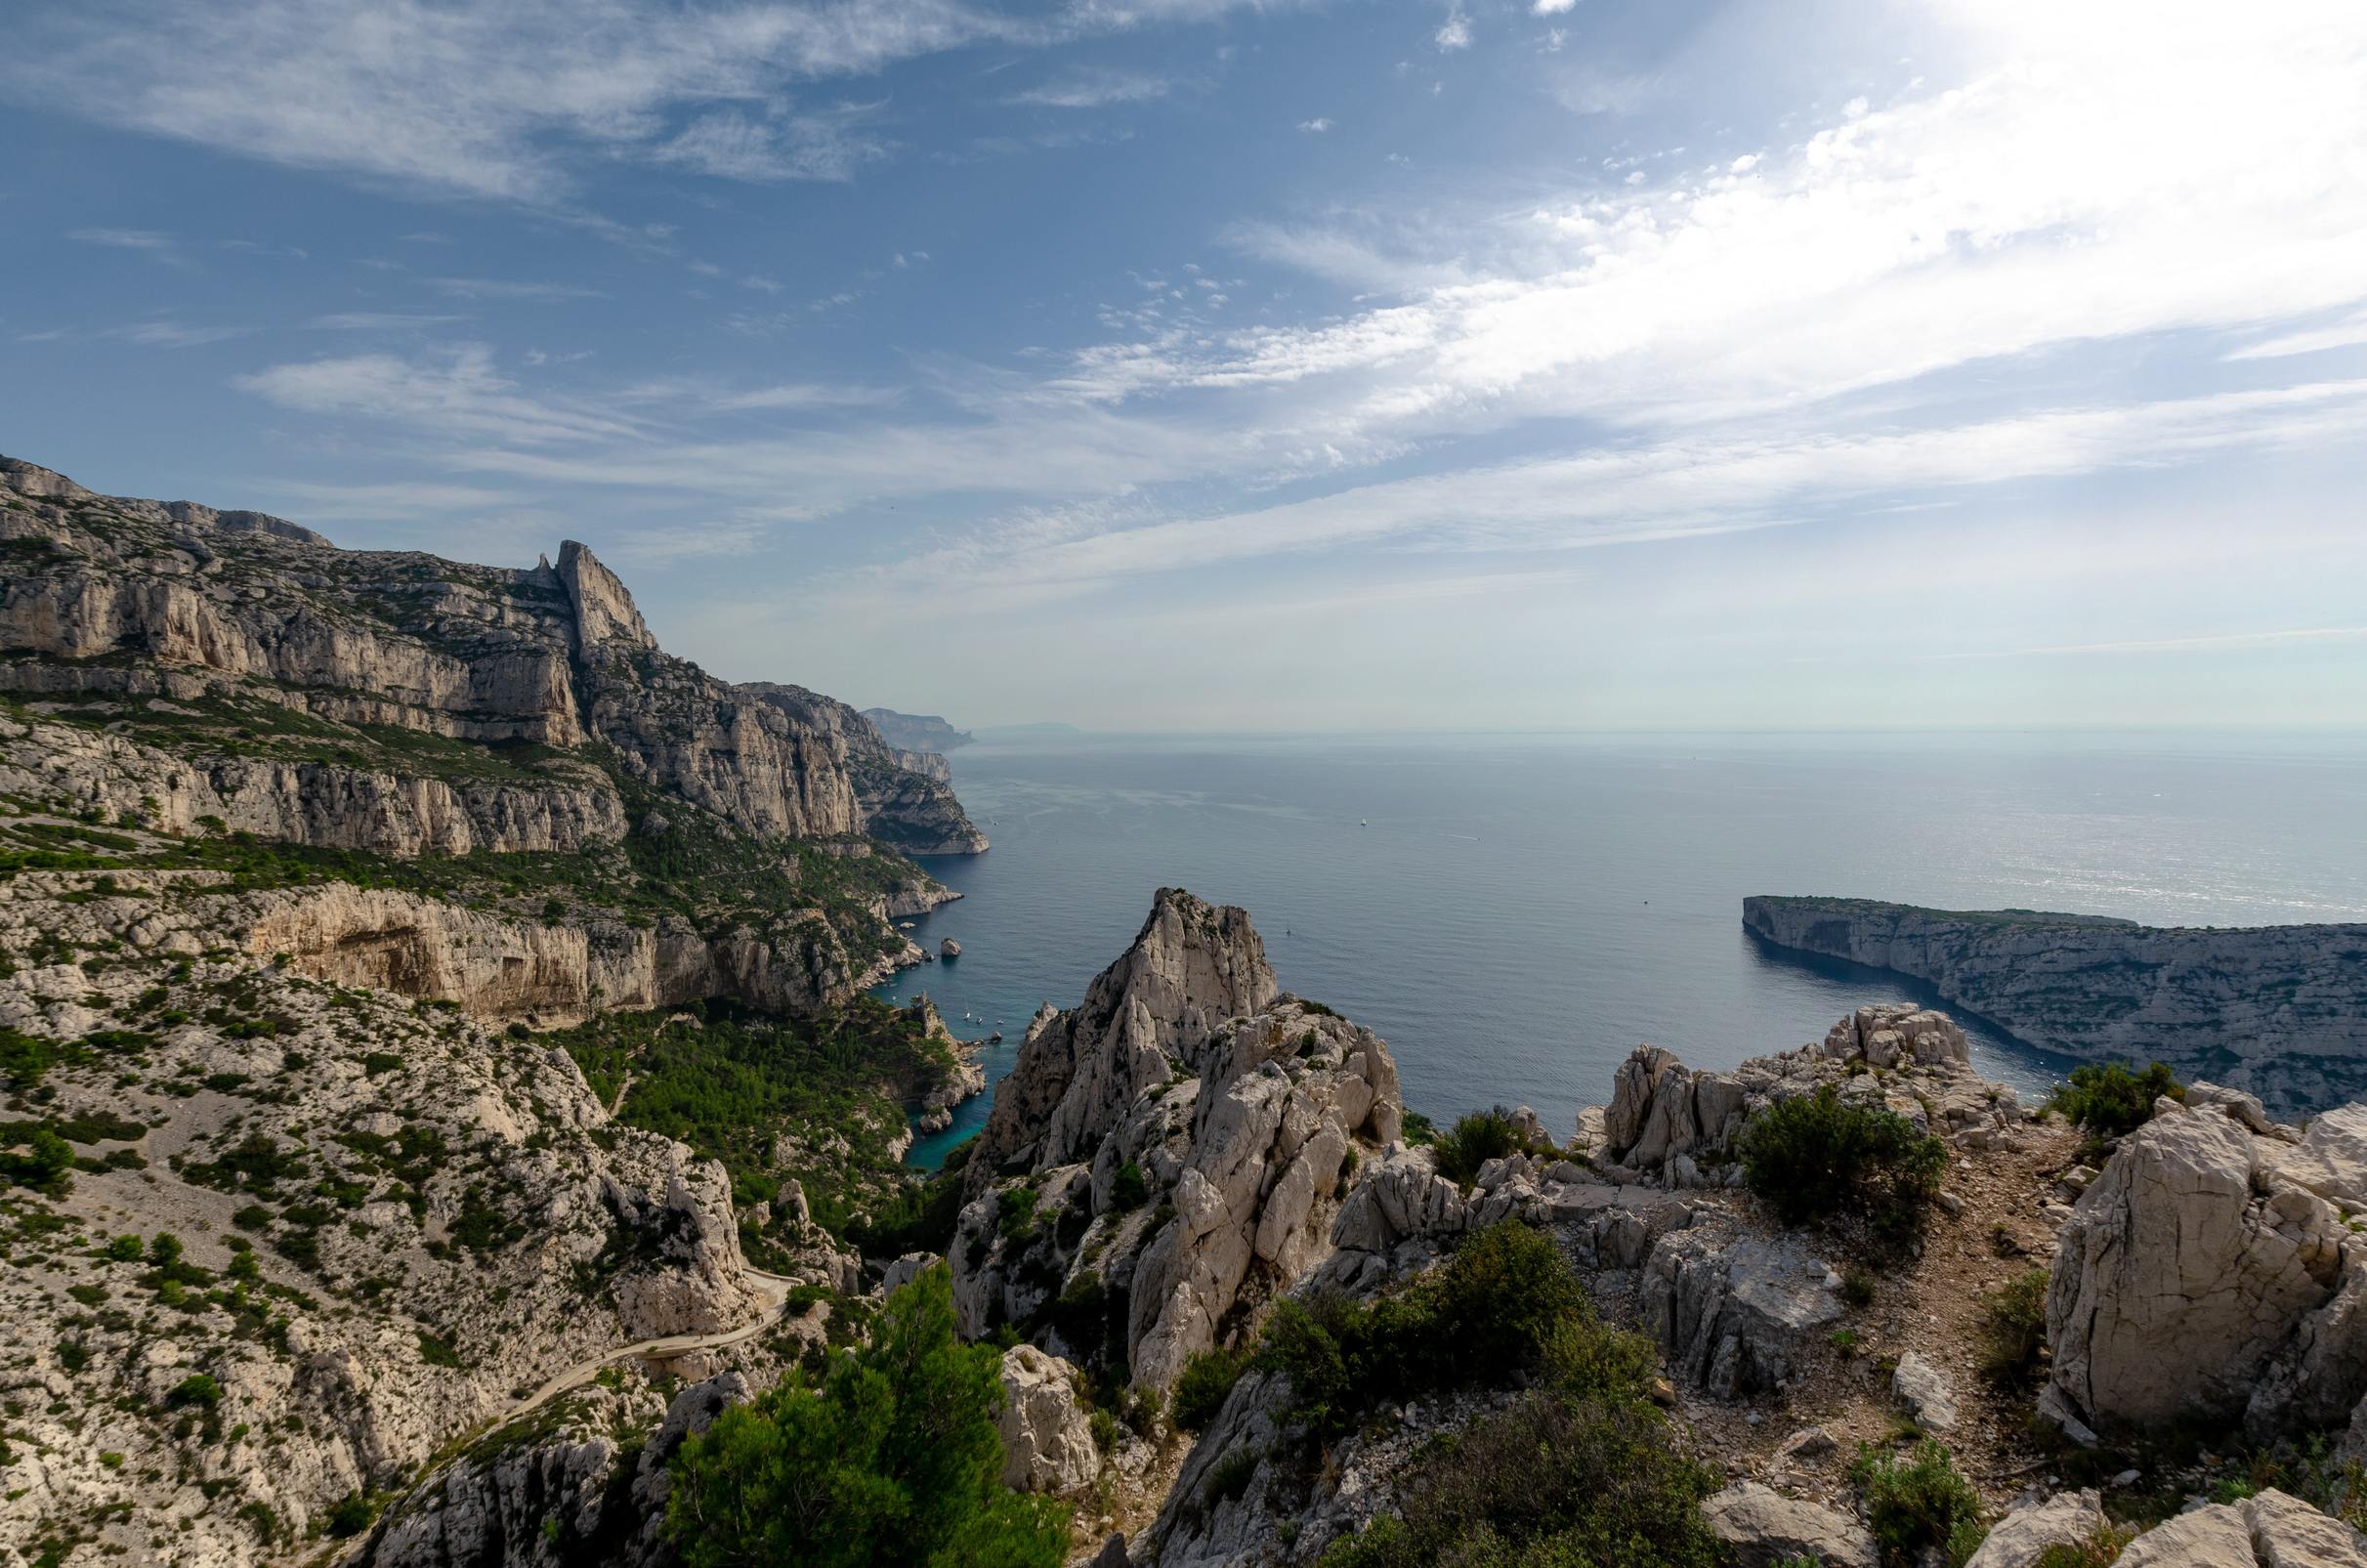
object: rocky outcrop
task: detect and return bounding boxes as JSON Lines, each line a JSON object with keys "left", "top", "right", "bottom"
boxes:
{"left": 2110, "top": 1489, "right": 2367, "bottom": 1566}
{"left": 1591, "top": 1006, "right": 2019, "bottom": 1182}
{"left": 995, "top": 1345, "right": 1100, "bottom": 1495}
{"left": 1703, "top": 1482, "right": 1879, "bottom": 1568}
{"left": 739, "top": 682, "right": 988, "bottom": 853}
{"left": 2046, "top": 1092, "right": 2367, "bottom": 1439}
{"left": 0, "top": 453, "right": 985, "bottom": 858}
{"left": 1642, "top": 1226, "right": 1843, "bottom": 1398}
{"left": 361, "top": 1371, "right": 752, "bottom": 1568}
{"left": 243, "top": 882, "right": 900, "bottom": 1023}
{"left": 1963, "top": 1490, "right": 2106, "bottom": 1568}
{"left": 0, "top": 710, "right": 626, "bottom": 859}
{"left": 951, "top": 890, "right": 1401, "bottom": 1387}
{"left": 1745, "top": 895, "right": 2367, "bottom": 1114}
{"left": 0, "top": 886, "right": 764, "bottom": 1565}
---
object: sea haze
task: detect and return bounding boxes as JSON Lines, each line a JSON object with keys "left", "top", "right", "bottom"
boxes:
{"left": 878, "top": 731, "right": 2367, "bottom": 1168}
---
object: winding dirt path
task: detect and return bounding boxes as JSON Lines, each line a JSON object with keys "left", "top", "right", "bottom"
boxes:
{"left": 509, "top": 1267, "right": 796, "bottom": 1420}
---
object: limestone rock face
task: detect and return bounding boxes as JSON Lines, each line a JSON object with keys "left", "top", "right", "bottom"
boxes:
{"left": 1702, "top": 1482, "right": 1880, "bottom": 1568}
{"left": 952, "top": 891, "right": 1401, "bottom": 1387}
{"left": 1592, "top": 1010, "right": 2012, "bottom": 1184}
{"left": 244, "top": 882, "right": 883, "bottom": 1023}
{"left": 1745, "top": 895, "right": 2367, "bottom": 1115}
{"left": 1642, "top": 1227, "right": 1842, "bottom": 1398}
{"left": 2046, "top": 1095, "right": 2366, "bottom": 1435}
{"left": 0, "top": 455, "right": 984, "bottom": 859}
{"left": 995, "top": 1345, "right": 1100, "bottom": 1495}
{"left": 1963, "top": 1490, "right": 2106, "bottom": 1568}
{"left": 0, "top": 904, "right": 762, "bottom": 1565}
{"left": 2107, "top": 1490, "right": 2367, "bottom": 1567}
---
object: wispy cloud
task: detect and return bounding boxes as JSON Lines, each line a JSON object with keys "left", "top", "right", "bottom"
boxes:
{"left": 236, "top": 344, "right": 644, "bottom": 445}
{"left": 1005, "top": 67, "right": 1178, "bottom": 109}
{"left": 426, "top": 276, "right": 607, "bottom": 301}
{"left": 1297, "top": 116, "right": 1332, "bottom": 133}
{"left": 307, "top": 312, "right": 468, "bottom": 329}
{"left": 106, "top": 319, "right": 245, "bottom": 347}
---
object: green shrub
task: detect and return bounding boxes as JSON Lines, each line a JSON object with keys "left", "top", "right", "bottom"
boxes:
{"left": 1431, "top": 1108, "right": 1551, "bottom": 1188}
{"left": 666, "top": 1265, "right": 1069, "bottom": 1568}
{"left": 1256, "top": 1220, "right": 1601, "bottom": 1439}
{"left": 1977, "top": 1268, "right": 2050, "bottom": 1384}
{"left": 1172, "top": 1345, "right": 1250, "bottom": 1433}
{"left": 1851, "top": 1440, "right": 1986, "bottom": 1566}
{"left": 0, "top": 1125, "right": 74, "bottom": 1196}
{"left": 2049, "top": 1063, "right": 2183, "bottom": 1140}
{"left": 166, "top": 1373, "right": 223, "bottom": 1409}
{"left": 1320, "top": 1392, "right": 1722, "bottom": 1568}
{"left": 1737, "top": 1087, "right": 1947, "bottom": 1241}
{"left": 1204, "top": 1447, "right": 1261, "bottom": 1506}
{"left": 1111, "top": 1160, "right": 1148, "bottom": 1211}
{"left": 325, "top": 1493, "right": 376, "bottom": 1538}
{"left": 417, "top": 1332, "right": 465, "bottom": 1369}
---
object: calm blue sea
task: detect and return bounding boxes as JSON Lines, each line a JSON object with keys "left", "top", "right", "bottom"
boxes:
{"left": 876, "top": 731, "right": 2367, "bottom": 1169}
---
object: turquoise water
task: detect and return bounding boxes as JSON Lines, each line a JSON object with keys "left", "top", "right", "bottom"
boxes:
{"left": 876, "top": 731, "right": 2367, "bottom": 1169}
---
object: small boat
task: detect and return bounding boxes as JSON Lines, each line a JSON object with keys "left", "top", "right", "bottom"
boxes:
{"left": 1359, "top": 819, "right": 1369, "bottom": 827}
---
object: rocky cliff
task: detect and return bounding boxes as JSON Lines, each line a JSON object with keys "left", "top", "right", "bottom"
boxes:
{"left": 861, "top": 707, "right": 971, "bottom": 755}
{"left": 952, "top": 889, "right": 1403, "bottom": 1388}
{"left": 1744, "top": 894, "right": 2367, "bottom": 1114}
{"left": 0, "top": 863, "right": 762, "bottom": 1567}
{"left": 0, "top": 454, "right": 984, "bottom": 862}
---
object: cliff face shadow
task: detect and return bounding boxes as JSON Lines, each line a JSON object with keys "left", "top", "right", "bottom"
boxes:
{"left": 1741, "top": 927, "right": 2088, "bottom": 1093}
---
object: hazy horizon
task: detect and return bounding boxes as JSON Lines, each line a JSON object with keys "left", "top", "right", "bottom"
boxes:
{"left": 7, "top": 0, "right": 2366, "bottom": 732}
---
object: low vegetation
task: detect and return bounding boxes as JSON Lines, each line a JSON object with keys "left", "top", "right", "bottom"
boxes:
{"left": 551, "top": 996, "right": 954, "bottom": 1238}
{"left": 1977, "top": 1267, "right": 2050, "bottom": 1385}
{"left": 1309, "top": 1222, "right": 1722, "bottom": 1567}
{"left": 1850, "top": 1440, "right": 1986, "bottom": 1567}
{"left": 1736, "top": 1086, "right": 1948, "bottom": 1243}
{"left": 666, "top": 1265, "right": 1070, "bottom": 1568}
{"left": 2048, "top": 1062, "right": 2184, "bottom": 1142}
{"left": 1430, "top": 1107, "right": 1558, "bottom": 1188}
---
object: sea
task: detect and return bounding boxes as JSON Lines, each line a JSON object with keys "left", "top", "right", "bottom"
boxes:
{"left": 874, "top": 731, "right": 2367, "bottom": 1169}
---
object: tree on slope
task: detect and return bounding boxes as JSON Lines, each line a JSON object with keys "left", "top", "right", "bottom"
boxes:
{"left": 667, "top": 1264, "right": 1070, "bottom": 1568}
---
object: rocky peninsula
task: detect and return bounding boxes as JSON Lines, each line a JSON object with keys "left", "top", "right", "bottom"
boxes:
{"left": 1745, "top": 894, "right": 2367, "bottom": 1114}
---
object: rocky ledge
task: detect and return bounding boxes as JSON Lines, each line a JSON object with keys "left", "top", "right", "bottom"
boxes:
{"left": 1744, "top": 894, "right": 2367, "bottom": 1114}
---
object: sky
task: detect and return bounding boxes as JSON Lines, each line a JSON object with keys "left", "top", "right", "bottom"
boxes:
{"left": 4, "top": 0, "right": 2366, "bottom": 732}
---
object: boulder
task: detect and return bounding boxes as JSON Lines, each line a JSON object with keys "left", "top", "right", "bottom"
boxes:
{"left": 2241, "top": 1486, "right": 2367, "bottom": 1566}
{"left": 2048, "top": 1099, "right": 2358, "bottom": 1433}
{"left": 1703, "top": 1481, "right": 1879, "bottom": 1568}
{"left": 941, "top": 937, "right": 961, "bottom": 959}
{"left": 1642, "top": 1228, "right": 1841, "bottom": 1398}
{"left": 1964, "top": 1489, "right": 2105, "bottom": 1568}
{"left": 2116, "top": 1504, "right": 2257, "bottom": 1568}
{"left": 995, "top": 1344, "right": 1099, "bottom": 1496}
{"left": 1892, "top": 1350, "right": 1961, "bottom": 1432}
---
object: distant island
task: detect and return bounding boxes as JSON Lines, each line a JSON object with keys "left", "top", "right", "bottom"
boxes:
{"left": 1744, "top": 894, "right": 2367, "bottom": 1114}
{"left": 863, "top": 707, "right": 973, "bottom": 753}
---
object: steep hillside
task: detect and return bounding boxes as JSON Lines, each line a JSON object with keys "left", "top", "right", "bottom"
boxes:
{"left": 0, "top": 454, "right": 997, "bottom": 1566}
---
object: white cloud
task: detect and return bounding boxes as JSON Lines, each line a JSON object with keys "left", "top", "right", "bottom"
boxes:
{"left": 1006, "top": 68, "right": 1177, "bottom": 108}
{"left": 66, "top": 227, "right": 179, "bottom": 253}
{"left": 652, "top": 105, "right": 886, "bottom": 183}
{"left": 2226, "top": 310, "right": 2367, "bottom": 361}
{"left": 1036, "top": 2, "right": 2367, "bottom": 450}
{"left": 307, "top": 312, "right": 468, "bottom": 329}
{"left": 1532, "top": 0, "right": 1576, "bottom": 14}
{"left": 1434, "top": 5, "right": 1471, "bottom": 51}
{"left": 1298, "top": 116, "right": 1332, "bottom": 133}
{"left": 4, "top": 0, "right": 1276, "bottom": 201}
{"left": 106, "top": 320, "right": 245, "bottom": 347}
{"left": 236, "top": 344, "right": 645, "bottom": 445}
{"left": 426, "top": 277, "right": 607, "bottom": 301}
